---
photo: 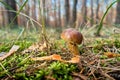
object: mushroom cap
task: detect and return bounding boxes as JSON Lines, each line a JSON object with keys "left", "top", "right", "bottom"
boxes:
{"left": 61, "top": 28, "right": 83, "bottom": 44}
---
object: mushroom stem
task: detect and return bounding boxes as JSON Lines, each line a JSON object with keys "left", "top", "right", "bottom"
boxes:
{"left": 68, "top": 42, "right": 79, "bottom": 55}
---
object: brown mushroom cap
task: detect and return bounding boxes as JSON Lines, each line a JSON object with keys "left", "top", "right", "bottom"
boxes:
{"left": 61, "top": 28, "right": 83, "bottom": 44}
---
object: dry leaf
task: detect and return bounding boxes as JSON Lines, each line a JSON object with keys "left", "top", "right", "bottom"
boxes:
{"left": 0, "top": 45, "right": 19, "bottom": 61}
{"left": 31, "top": 56, "right": 52, "bottom": 61}
{"left": 0, "top": 52, "right": 6, "bottom": 57}
{"left": 31, "top": 54, "right": 80, "bottom": 63}
{"left": 9, "top": 45, "right": 19, "bottom": 52}
{"left": 51, "top": 54, "right": 62, "bottom": 60}
{"left": 31, "top": 54, "right": 62, "bottom": 61}
{"left": 39, "top": 42, "right": 47, "bottom": 51}
{"left": 104, "top": 52, "right": 120, "bottom": 58}
{"left": 22, "top": 42, "right": 48, "bottom": 54}
{"left": 66, "top": 56, "right": 80, "bottom": 63}
{"left": 28, "top": 44, "right": 39, "bottom": 51}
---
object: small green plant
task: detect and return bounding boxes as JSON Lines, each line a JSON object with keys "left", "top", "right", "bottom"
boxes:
{"left": 95, "top": 0, "right": 119, "bottom": 36}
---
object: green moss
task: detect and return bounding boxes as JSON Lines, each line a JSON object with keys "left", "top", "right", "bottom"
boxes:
{"left": 114, "top": 39, "right": 120, "bottom": 48}
{"left": 48, "top": 61, "right": 77, "bottom": 80}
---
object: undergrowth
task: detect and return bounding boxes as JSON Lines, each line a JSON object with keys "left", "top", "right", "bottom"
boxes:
{"left": 0, "top": 27, "right": 120, "bottom": 80}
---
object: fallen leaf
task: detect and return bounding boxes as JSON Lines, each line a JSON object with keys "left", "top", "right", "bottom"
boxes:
{"left": 52, "top": 54, "right": 62, "bottom": 60}
{"left": 104, "top": 52, "right": 120, "bottom": 58}
{"left": 39, "top": 42, "right": 47, "bottom": 51}
{"left": 28, "top": 44, "right": 39, "bottom": 51}
{"left": 31, "top": 54, "right": 80, "bottom": 63}
{"left": 0, "top": 45, "right": 20, "bottom": 61}
{"left": 66, "top": 56, "right": 80, "bottom": 63}
{"left": 0, "top": 52, "right": 6, "bottom": 57}
{"left": 22, "top": 42, "right": 48, "bottom": 54}
{"left": 9, "top": 45, "right": 19, "bottom": 52}
{"left": 31, "top": 54, "right": 62, "bottom": 61}
{"left": 31, "top": 56, "right": 52, "bottom": 61}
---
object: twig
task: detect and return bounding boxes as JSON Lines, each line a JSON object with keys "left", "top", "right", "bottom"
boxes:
{"left": 97, "top": 59, "right": 101, "bottom": 68}
{"left": 72, "top": 72, "right": 88, "bottom": 80}
{"left": 99, "top": 69, "right": 115, "bottom": 80}
{"left": 93, "top": 66, "right": 120, "bottom": 71}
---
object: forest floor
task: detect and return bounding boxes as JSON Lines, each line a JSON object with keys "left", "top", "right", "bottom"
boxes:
{"left": 0, "top": 26, "right": 120, "bottom": 80}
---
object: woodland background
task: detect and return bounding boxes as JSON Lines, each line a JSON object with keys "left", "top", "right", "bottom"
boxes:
{"left": 0, "top": 0, "right": 120, "bottom": 29}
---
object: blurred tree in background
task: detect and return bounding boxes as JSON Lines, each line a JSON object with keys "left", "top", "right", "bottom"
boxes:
{"left": 115, "top": 1, "right": 120, "bottom": 26}
{"left": 95, "top": 0, "right": 100, "bottom": 24}
{"left": 90, "top": 0, "right": 94, "bottom": 26}
{"left": 64, "top": 0, "right": 70, "bottom": 27}
{"left": 81, "top": 0, "right": 87, "bottom": 27}
{"left": 4, "top": 0, "right": 18, "bottom": 28}
{"left": 72, "top": 0, "right": 78, "bottom": 28}
{"left": 0, "top": 0, "right": 120, "bottom": 29}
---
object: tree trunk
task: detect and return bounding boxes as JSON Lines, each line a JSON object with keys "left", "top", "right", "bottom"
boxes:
{"left": 96, "top": 0, "right": 100, "bottom": 24}
{"left": 54, "top": 0, "right": 58, "bottom": 27}
{"left": 81, "top": 0, "right": 87, "bottom": 27}
{"left": 72, "top": 0, "right": 78, "bottom": 27}
{"left": 90, "top": 0, "right": 94, "bottom": 26}
{"left": 46, "top": 1, "right": 50, "bottom": 27}
{"left": 17, "top": 0, "right": 27, "bottom": 26}
{"left": 42, "top": 0, "right": 46, "bottom": 26}
{"left": 4, "top": 0, "right": 18, "bottom": 28}
{"left": 65, "top": 0, "right": 70, "bottom": 27}
{"left": 32, "top": 0, "right": 36, "bottom": 20}
{"left": 58, "top": 0, "right": 61, "bottom": 27}
{"left": 115, "top": 1, "right": 120, "bottom": 25}
{"left": 2, "top": 7, "right": 8, "bottom": 26}
{"left": 0, "top": 7, "right": 3, "bottom": 27}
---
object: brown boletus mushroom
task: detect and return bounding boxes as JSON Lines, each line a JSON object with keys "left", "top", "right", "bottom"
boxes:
{"left": 61, "top": 28, "right": 83, "bottom": 55}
